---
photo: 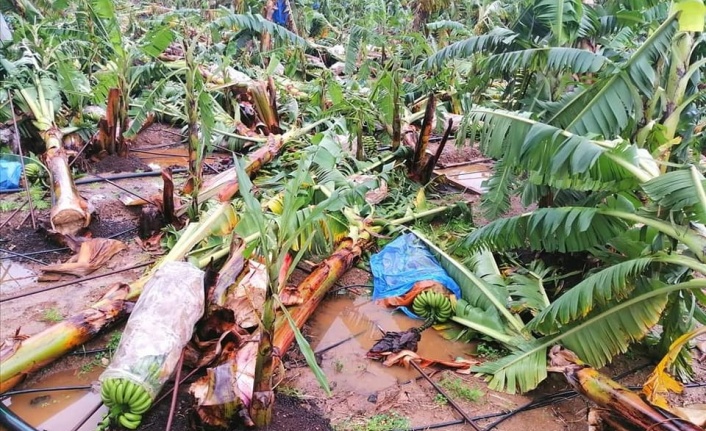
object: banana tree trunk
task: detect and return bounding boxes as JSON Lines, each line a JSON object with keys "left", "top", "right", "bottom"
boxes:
{"left": 0, "top": 282, "right": 138, "bottom": 393}
{"left": 42, "top": 127, "right": 91, "bottom": 235}
{"left": 261, "top": 0, "right": 275, "bottom": 55}
{"left": 549, "top": 347, "right": 702, "bottom": 431}
{"left": 251, "top": 239, "right": 366, "bottom": 425}
{"left": 272, "top": 237, "right": 367, "bottom": 355}
{"left": 0, "top": 206, "right": 243, "bottom": 393}
{"left": 250, "top": 294, "right": 276, "bottom": 427}
{"left": 196, "top": 119, "right": 327, "bottom": 205}
{"left": 410, "top": 93, "right": 435, "bottom": 182}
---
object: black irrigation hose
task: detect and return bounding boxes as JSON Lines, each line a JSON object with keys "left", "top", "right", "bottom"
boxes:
{"left": 0, "top": 226, "right": 138, "bottom": 261}
{"left": 69, "top": 347, "right": 110, "bottom": 356}
{"left": 0, "top": 386, "right": 94, "bottom": 431}
{"left": 0, "top": 259, "right": 153, "bottom": 302}
{"left": 398, "top": 365, "right": 706, "bottom": 431}
{"left": 0, "top": 404, "right": 37, "bottom": 431}
{"left": 0, "top": 168, "right": 188, "bottom": 194}
{"left": 0, "top": 385, "right": 92, "bottom": 400}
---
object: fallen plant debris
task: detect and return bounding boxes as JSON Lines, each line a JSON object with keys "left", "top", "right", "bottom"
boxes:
{"left": 40, "top": 238, "right": 126, "bottom": 277}
{"left": 0, "top": 1, "right": 705, "bottom": 431}
{"left": 549, "top": 346, "right": 703, "bottom": 431}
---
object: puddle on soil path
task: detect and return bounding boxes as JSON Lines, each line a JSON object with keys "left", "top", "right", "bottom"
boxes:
{"left": 307, "top": 294, "right": 475, "bottom": 395}
{"left": 1, "top": 368, "right": 106, "bottom": 431}
{"left": 435, "top": 163, "right": 492, "bottom": 194}
{"left": 0, "top": 261, "right": 37, "bottom": 296}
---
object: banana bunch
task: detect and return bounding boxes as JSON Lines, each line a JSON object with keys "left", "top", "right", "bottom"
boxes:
{"left": 361, "top": 135, "right": 378, "bottom": 155}
{"left": 23, "top": 163, "right": 47, "bottom": 185}
{"left": 267, "top": 193, "right": 285, "bottom": 215}
{"left": 100, "top": 378, "right": 153, "bottom": 429}
{"left": 412, "top": 290, "right": 454, "bottom": 323}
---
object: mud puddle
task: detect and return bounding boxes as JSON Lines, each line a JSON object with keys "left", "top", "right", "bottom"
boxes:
{"left": 1, "top": 368, "right": 106, "bottom": 431}
{"left": 0, "top": 261, "right": 37, "bottom": 295}
{"left": 307, "top": 293, "right": 475, "bottom": 394}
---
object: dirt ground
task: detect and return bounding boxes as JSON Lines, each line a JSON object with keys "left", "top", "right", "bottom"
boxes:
{"left": 2, "top": 126, "right": 705, "bottom": 431}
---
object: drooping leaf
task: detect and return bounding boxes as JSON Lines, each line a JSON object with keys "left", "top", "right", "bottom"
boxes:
{"left": 413, "top": 230, "right": 526, "bottom": 335}
{"left": 418, "top": 28, "right": 518, "bottom": 70}
{"left": 641, "top": 168, "right": 706, "bottom": 224}
{"left": 475, "top": 279, "right": 706, "bottom": 393}
{"left": 210, "top": 13, "right": 308, "bottom": 49}
{"left": 473, "top": 340, "right": 548, "bottom": 394}
{"left": 140, "top": 26, "right": 175, "bottom": 58}
{"left": 484, "top": 47, "right": 608, "bottom": 75}
{"left": 534, "top": 0, "right": 584, "bottom": 45}
{"left": 464, "top": 207, "right": 629, "bottom": 254}
{"left": 549, "top": 14, "right": 678, "bottom": 138}
{"left": 529, "top": 258, "right": 654, "bottom": 334}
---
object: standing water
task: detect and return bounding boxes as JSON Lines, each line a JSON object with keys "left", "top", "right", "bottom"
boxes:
{"left": 307, "top": 294, "right": 475, "bottom": 394}
{"left": 1, "top": 368, "right": 106, "bottom": 431}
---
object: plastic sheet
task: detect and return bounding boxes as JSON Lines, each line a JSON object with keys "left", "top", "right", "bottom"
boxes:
{"left": 0, "top": 159, "right": 21, "bottom": 190}
{"left": 370, "top": 233, "right": 461, "bottom": 318}
{"left": 99, "top": 261, "right": 205, "bottom": 399}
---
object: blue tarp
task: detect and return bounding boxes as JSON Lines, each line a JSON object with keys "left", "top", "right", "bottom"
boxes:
{"left": 0, "top": 159, "right": 21, "bottom": 190}
{"left": 272, "top": 0, "right": 290, "bottom": 25}
{"left": 370, "top": 233, "right": 461, "bottom": 319}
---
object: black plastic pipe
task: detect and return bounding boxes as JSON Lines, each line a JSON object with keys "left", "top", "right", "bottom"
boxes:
{"left": 0, "top": 403, "right": 38, "bottom": 431}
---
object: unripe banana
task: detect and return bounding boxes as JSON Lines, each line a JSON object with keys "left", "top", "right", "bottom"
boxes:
{"left": 412, "top": 290, "right": 454, "bottom": 323}
{"left": 118, "top": 414, "right": 140, "bottom": 430}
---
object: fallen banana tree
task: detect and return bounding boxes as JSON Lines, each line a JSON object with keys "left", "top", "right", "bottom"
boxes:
{"left": 0, "top": 203, "right": 242, "bottom": 393}
{"left": 549, "top": 346, "right": 702, "bottom": 431}
{"left": 187, "top": 202, "right": 450, "bottom": 427}
{"left": 181, "top": 118, "right": 329, "bottom": 209}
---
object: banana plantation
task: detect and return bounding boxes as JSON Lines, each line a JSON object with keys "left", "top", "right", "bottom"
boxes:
{"left": 0, "top": 0, "right": 705, "bottom": 430}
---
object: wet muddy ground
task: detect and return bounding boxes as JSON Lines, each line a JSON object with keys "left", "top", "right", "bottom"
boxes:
{"left": 2, "top": 125, "right": 705, "bottom": 431}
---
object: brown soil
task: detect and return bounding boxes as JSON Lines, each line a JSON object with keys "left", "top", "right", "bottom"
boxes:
{"left": 91, "top": 154, "right": 152, "bottom": 174}
{"left": 139, "top": 391, "right": 332, "bottom": 431}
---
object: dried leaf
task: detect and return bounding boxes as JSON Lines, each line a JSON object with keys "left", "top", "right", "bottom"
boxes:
{"left": 223, "top": 260, "right": 268, "bottom": 329}
{"left": 643, "top": 327, "right": 706, "bottom": 408}
{"left": 674, "top": 405, "right": 706, "bottom": 427}
{"left": 41, "top": 238, "right": 127, "bottom": 277}
{"left": 380, "top": 349, "right": 477, "bottom": 374}
{"left": 0, "top": 328, "right": 29, "bottom": 362}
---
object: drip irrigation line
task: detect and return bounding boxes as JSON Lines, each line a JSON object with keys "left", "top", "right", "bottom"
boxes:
{"left": 91, "top": 173, "right": 159, "bottom": 207}
{"left": 0, "top": 260, "right": 154, "bottom": 303}
{"left": 0, "top": 200, "right": 28, "bottom": 230}
{"left": 408, "top": 360, "right": 482, "bottom": 431}
{"left": 0, "top": 403, "right": 37, "bottom": 431}
{"left": 315, "top": 330, "right": 366, "bottom": 355}
{"left": 0, "top": 226, "right": 138, "bottom": 261}
{"left": 69, "top": 347, "right": 109, "bottom": 356}
{"left": 0, "top": 248, "right": 48, "bottom": 265}
{"left": 165, "top": 352, "right": 184, "bottom": 431}
{"left": 0, "top": 385, "right": 92, "bottom": 400}
{"left": 0, "top": 169, "right": 188, "bottom": 194}
{"left": 481, "top": 362, "right": 654, "bottom": 431}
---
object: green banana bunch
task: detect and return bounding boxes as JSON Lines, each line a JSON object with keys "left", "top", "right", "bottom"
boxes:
{"left": 361, "top": 135, "right": 378, "bottom": 155}
{"left": 99, "top": 378, "right": 153, "bottom": 429}
{"left": 412, "top": 290, "right": 454, "bottom": 323}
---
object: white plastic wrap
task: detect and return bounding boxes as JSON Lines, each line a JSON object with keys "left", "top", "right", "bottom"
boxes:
{"left": 99, "top": 261, "right": 205, "bottom": 399}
